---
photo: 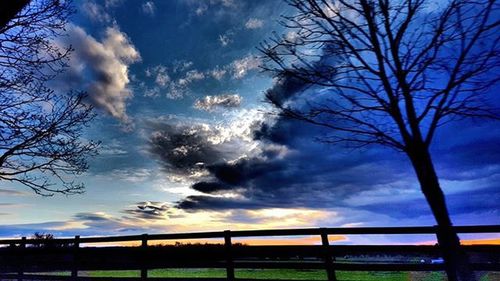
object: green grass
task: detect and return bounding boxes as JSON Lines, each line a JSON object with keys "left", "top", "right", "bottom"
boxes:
{"left": 81, "top": 269, "right": 500, "bottom": 280}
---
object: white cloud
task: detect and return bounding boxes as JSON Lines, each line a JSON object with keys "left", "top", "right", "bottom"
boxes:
{"left": 285, "top": 31, "right": 300, "bottom": 43}
{"left": 220, "top": 0, "right": 236, "bottom": 7}
{"left": 210, "top": 67, "right": 227, "bottom": 80}
{"left": 105, "top": 0, "right": 123, "bottom": 8}
{"left": 146, "top": 65, "right": 170, "bottom": 87}
{"left": 245, "top": 18, "right": 264, "bottom": 29}
{"left": 189, "top": 0, "right": 236, "bottom": 15}
{"left": 144, "top": 87, "right": 160, "bottom": 98}
{"left": 109, "top": 168, "right": 153, "bottom": 183}
{"left": 218, "top": 34, "right": 232, "bottom": 47}
{"left": 173, "top": 60, "right": 193, "bottom": 73}
{"left": 82, "top": 1, "right": 112, "bottom": 23}
{"left": 166, "top": 69, "right": 205, "bottom": 99}
{"left": 185, "top": 70, "right": 205, "bottom": 82}
{"left": 142, "top": 1, "right": 156, "bottom": 16}
{"left": 231, "top": 55, "right": 261, "bottom": 79}
{"left": 64, "top": 25, "right": 141, "bottom": 121}
{"left": 194, "top": 94, "right": 242, "bottom": 111}
{"left": 195, "top": 5, "right": 208, "bottom": 15}
{"left": 99, "top": 142, "right": 128, "bottom": 156}
{"left": 177, "top": 69, "right": 205, "bottom": 87}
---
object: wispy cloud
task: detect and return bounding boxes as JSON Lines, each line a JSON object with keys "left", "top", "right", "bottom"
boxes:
{"left": 0, "top": 189, "right": 28, "bottom": 196}
{"left": 82, "top": 1, "right": 112, "bottom": 23}
{"left": 218, "top": 33, "right": 232, "bottom": 47}
{"left": 245, "top": 18, "right": 264, "bottom": 29}
{"left": 142, "top": 1, "right": 156, "bottom": 16}
{"left": 146, "top": 65, "right": 170, "bottom": 87}
{"left": 231, "top": 55, "right": 261, "bottom": 79}
{"left": 194, "top": 94, "right": 242, "bottom": 112}
{"left": 209, "top": 66, "right": 227, "bottom": 80}
{"left": 104, "top": 0, "right": 123, "bottom": 8}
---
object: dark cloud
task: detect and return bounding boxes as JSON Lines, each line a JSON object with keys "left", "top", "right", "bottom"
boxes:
{"left": 178, "top": 195, "right": 268, "bottom": 211}
{"left": 74, "top": 213, "right": 109, "bottom": 221}
{"left": 73, "top": 212, "right": 142, "bottom": 233}
{"left": 360, "top": 186, "right": 500, "bottom": 220}
{"left": 141, "top": 72, "right": 499, "bottom": 223}
{"left": 191, "top": 182, "right": 233, "bottom": 194}
{"left": 176, "top": 122, "right": 414, "bottom": 211}
{"left": 264, "top": 74, "right": 308, "bottom": 106}
{"left": 148, "top": 123, "right": 224, "bottom": 175}
{"left": 433, "top": 127, "right": 500, "bottom": 181}
{"left": 173, "top": 94, "right": 500, "bottom": 222}
{"left": 147, "top": 117, "right": 253, "bottom": 180}
{"left": 123, "top": 201, "right": 169, "bottom": 220}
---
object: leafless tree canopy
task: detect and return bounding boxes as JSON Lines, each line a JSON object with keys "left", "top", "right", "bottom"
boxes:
{"left": 0, "top": 0, "right": 98, "bottom": 196}
{"left": 260, "top": 0, "right": 499, "bottom": 151}
{"left": 260, "top": 1, "right": 499, "bottom": 280}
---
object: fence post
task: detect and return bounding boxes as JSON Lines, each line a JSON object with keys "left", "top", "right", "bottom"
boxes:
{"left": 141, "top": 234, "right": 148, "bottom": 280}
{"left": 224, "top": 230, "right": 235, "bottom": 281}
{"left": 72, "top": 235, "right": 80, "bottom": 279}
{"left": 320, "top": 228, "right": 337, "bottom": 281}
{"left": 18, "top": 236, "right": 26, "bottom": 281}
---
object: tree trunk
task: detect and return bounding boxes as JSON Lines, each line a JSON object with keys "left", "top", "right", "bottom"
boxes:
{"left": 407, "top": 142, "right": 476, "bottom": 281}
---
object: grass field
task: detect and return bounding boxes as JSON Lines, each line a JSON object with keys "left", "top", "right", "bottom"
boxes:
{"left": 76, "top": 269, "right": 500, "bottom": 281}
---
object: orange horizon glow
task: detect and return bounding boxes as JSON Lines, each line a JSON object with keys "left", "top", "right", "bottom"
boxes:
{"left": 74, "top": 236, "right": 500, "bottom": 247}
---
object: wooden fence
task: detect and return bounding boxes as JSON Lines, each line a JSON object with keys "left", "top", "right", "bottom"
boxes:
{"left": 0, "top": 225, "right": 498, "bottom": 281}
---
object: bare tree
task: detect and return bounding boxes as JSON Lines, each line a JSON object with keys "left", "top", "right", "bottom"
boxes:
{"left": 259, "top": 1, "right": 499, "bottom": 280}
{"left": 0, "top": 0, "right": 99, "bottom": 195}
{"left": 0, "top": 0, "right": 30, "bottom": 29}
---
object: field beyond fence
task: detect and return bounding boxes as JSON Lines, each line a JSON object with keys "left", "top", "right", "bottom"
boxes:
{"left": 0, "top": 225, "right": 499, "bottom": 281}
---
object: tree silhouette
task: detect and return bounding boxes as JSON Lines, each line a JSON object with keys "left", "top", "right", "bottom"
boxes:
{"left": 0, "top": 0, "right": 99, "bottom": 195}
{"left": 259, "top": 1, "right": 499, "bottom": 280}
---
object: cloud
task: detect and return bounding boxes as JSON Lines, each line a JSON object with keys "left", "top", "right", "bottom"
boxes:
{"left": 146, "top": 111, "right": 264, "bottom": 180}
{"left": 142, "top": 1, "right": 156, "bottom": 16}
{"left": 194, "top": 94, "right": 242, "bottom": 111}
{"left": 164, "top": 70, "right": 500, "bottom": 228}
{"left": 98, "top": 140, "right": 129, "bottom": 156}
{"left": 174, "top": 114, "right": 414, "bottom": 212}
{"left": 140, "top": 55, "right": 262, "bottom": 101}
{"left": 195, "top": 5, "right": 208, "bottom": 16}
{"left": 123, "top": 201, "right": 170, "bottom": 220}
{"left": 104, "top": 0, "right": 123, "bottom": 8}
{"left": 358, "top": 185, "right": 500, "bottom": 219}
{"left": 148, "top": 123, "right": 226, "bottom": 176}
{"left": 82, "top": 1, "right": 112, "bottom": 23}
{"left": 166, "top": 69, "right": 206, "bottom": 99}
{"left": 0, "top": 189, "right": 28, "bottom": 196}
{"left": 172, "top": 60, "right": 194, "bottom": 73}
{"left": 73, "top": 212, "right": 142, "bottom": 233}
{"left": 209, "top": 66, "right": 227, "bottom": 80}
{"left": 106, "top": 168, "right": 153, "bottom": 183}
{"left": 61, "top": 25, "right": 141, "bottom": 121}
{"left": 245, "top": 18, "right": 264, "bottom": 29}
{"left": 187, "top": 0, "right": 238, "bottom": 16}
{"left": 146, "top": 65, "right": 170, "bottom": 87}
{"left": 218, "top": 33, "right": 232, "bottom": 47}
{"left": 232, "top": 55, "right": 261, "bottom": 79}
{"left": 182, "top": 70, "right": 205, "bottom": 85}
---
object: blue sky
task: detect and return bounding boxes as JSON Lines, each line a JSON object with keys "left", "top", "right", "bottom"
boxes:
{"left": 0, "top": 0, "right": 498, "bottom": 244}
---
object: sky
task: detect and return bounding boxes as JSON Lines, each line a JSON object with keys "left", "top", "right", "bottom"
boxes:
{"left": 0, "top": 0, "right": 498, "bottom": 244}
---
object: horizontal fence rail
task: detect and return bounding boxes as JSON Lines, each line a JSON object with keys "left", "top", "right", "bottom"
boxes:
{"left": 0, "top": 225, "right": 498, "bottom": 281}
